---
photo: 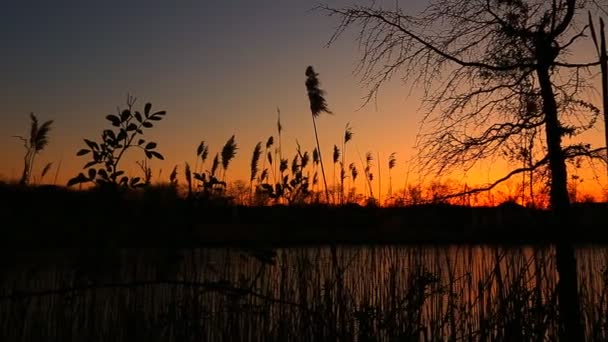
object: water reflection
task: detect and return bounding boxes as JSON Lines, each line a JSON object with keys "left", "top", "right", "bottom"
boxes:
{"left": 1, "top": 246, "right": 607, "bottom": 341}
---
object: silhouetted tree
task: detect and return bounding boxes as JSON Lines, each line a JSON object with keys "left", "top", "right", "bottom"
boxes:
{"left": 14, "top": 113, "right": 53, "bottom": 185}
{"left": 320, "top": 1, "right": 608, "bottom": 339}
{"left": 588, "top": 13, "right": 608, "bottom": 177}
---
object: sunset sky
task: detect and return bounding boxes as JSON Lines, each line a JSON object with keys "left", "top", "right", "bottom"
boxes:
{"left": 1, "top": 0, "right": 606, "bottom": 201}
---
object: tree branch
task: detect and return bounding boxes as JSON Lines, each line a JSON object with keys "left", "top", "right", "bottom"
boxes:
{"left": 438, "top": 155, "right": 550, "bottom": 201}
{"left": 320, "top": 5, "right": 534, "bottom": 72}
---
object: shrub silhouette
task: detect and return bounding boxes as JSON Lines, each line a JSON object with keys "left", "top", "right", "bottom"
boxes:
{"left": 67, "top": 95, "right": 166, "bottom": 189}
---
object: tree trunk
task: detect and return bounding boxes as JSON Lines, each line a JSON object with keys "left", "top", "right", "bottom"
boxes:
{"left": 536, "top": 58, "right": 584, "bottom": 340}
{"left": 599, "top": 19, "right": 608, "bottom": 178}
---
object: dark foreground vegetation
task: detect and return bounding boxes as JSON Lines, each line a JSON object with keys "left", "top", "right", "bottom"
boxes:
{"left": 2, "top": 182, "right": 607, "bottom": 247}
{"left": 1, "top": 246, "right": 608, "bottom": 341}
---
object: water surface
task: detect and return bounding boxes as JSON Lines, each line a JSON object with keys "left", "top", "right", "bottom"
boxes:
{"left": 1, "top": 245, "right": 607, "bottom": 341}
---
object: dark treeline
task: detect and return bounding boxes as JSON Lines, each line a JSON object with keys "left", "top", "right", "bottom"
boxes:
{"left": 1, "top": 181, "right": 607, "bottom": 247}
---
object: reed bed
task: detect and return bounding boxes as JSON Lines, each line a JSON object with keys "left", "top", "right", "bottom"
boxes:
{"left": 1, "top": 246, "right": 607, "bottom": 341}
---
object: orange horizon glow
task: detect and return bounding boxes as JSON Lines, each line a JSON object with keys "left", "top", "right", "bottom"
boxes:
{"left": 1, "top": 76, "right": 607, "bottom": 205}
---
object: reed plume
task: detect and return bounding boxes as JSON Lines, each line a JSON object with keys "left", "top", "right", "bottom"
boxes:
{"left": 14, "top": 113, "right": 54, "bottom": 185}
{"left": 333, "top": 144, "right": 340, "bottom": 204}
{"left": 211, "top": 153, "right": 220, "bottom": 178}
{"left": 185, "top": 162, "right": 192, "bottom": 197}
{"left": 250, "top": 142, "right": 262, "bottom": 183}
{"left": 196, "top": 141, "right": 209, "bottom": 174}
{"left": 341, "top": 123, "right": 353, "bottom": 204}
{"left": 250, "top": 141, "right": 262, "bottom": 200}
{"left": 388, "top": 152, "right": 397, "bottom": 197}
{"left": 305, "top": 65, "right": 331, "bottom": 203}
{"left": 40, "top": 162, "right": 53, "bottom": 183}
{"left": 221, "top": 135, "right": 238, "bottom": 181}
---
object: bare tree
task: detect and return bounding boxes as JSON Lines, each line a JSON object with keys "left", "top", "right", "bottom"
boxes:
{"left": 588, "top": 13, "right": 608, "bottom": 177}
{"left": 320, "top": 1, "right": 608, "bottom": 340}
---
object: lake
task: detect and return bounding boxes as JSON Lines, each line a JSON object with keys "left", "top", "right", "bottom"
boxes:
{"left": 1, "top": 245, "right": 607, "bottom": 341}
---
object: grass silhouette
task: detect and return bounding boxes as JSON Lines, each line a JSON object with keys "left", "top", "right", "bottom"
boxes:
{"left": 2, "top": 246, "right": 608, "bottom": 341}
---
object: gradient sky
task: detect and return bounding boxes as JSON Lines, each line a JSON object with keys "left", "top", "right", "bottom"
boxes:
{"left": 1, "top": 0, "right": 606, "bottom": 199}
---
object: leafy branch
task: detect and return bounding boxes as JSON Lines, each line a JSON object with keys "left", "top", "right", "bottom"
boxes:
{"left": 68, "top": 96, "right": 166, "bottom": 188}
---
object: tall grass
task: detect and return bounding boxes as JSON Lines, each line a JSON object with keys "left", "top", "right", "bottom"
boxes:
{"left": 2, "top": 246, "right": 608, "bottom": 341}
{"left": 221, "top": 135, "right": 238, "bottom": 183}
{"left": 388, "top": 152, "right": 397, "bottom": 200}
{"left": 341, "top": 123, "right": 353, "bottom": 205}
{"left": 13, "top": 113, "right": 54, "bottom": 185}
{"left": 333, "top": 144, "right": 340, "bottom": 204}
{"left": 305, "top": 66, "right": 332, "bottom": 204}
{"left": 250, "top": 142, "right": 262, "bottom": 199}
